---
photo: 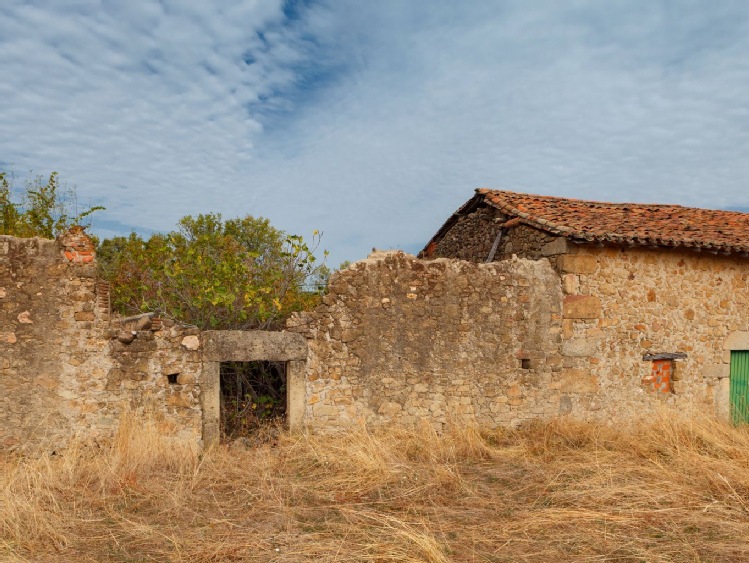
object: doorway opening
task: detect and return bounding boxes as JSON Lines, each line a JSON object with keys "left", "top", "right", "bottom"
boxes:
{"left": 219, "top": 361, "right": 287, "bottom": 440}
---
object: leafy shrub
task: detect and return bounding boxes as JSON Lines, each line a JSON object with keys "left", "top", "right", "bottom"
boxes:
{"left": 97, "top": 213, "right": 328, "bottom": 330}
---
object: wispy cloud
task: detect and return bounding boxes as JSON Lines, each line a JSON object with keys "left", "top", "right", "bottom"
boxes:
{"left": 2, "top": 1, "right": 749, "bottom": 265}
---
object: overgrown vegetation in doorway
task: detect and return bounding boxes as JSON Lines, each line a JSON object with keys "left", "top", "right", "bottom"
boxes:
{"left": 219, "top": 361, "right": 286, "bottom": 440}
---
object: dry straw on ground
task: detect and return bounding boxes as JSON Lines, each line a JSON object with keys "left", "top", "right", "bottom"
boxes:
{"left": 3, "top": 411, "right": 749, "bottom": 562}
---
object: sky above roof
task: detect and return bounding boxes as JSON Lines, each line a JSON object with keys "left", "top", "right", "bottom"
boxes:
{"left": 2, "top": 0, "right": 749, "bottom": 266}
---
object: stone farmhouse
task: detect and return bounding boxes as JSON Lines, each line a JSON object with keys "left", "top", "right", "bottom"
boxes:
{"left": 418, "top": 189, "right": 749, "bottom": 419}
{"left": 2, "top": 189, "right": 749, "bottom": 452}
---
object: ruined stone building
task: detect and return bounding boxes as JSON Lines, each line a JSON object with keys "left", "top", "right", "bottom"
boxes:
{"left": 288, "top": 189, "right": 749, "bottom": 430}
{"left": 2, "top": 190, "right": 749, "bottom": 451}
{"left": 419, "top": 189, "right": 749, "bottom": 419}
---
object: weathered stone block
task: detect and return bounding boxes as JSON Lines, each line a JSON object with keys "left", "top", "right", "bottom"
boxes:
{"left": 378, "top": 401, "right": 403, "bottom": 416}
{"left": 558, "top": 395, "right": 573, "bottom": 414}
{"left": 558, "top": 254, "right": 597, "bottom": 274}
{"left": 507, "top": 383, "right": 522, "bottom": 398}
{"left": 116, "top": 330, "right": 136, "bottom": 344}
{"left": 167, "top": 392, "right": 192, "bottom": 408}
{"left": 202, "top": 330, "right": 306, "bottom": 361}
{"left": 341, "top": 328, "right": 361, "bottom": 343}
{"left": 563, "top": 295, "right": 601, "bottom": 319}
{"left": 562, "top": 274, "right": 579, "bottom": 295}
{"left": 0, "top": 332, "right": 17, "bottom": 344}
{"left": 561, "top": 338, "right": 598, "bottom": 357}
{"left": 558, "top": 369, "right": 599, "bottom": 393}
{"left": 703, "top": 364, "right": 730, "bottom": 379}
{"left": 181, "top": 335, "right": 200, "bottom": 350}
{"left": 176, "top": 373, "right": 196, "bottom": 385}
{"left": 312, "top": 404, "right": 337, "bottom": 417}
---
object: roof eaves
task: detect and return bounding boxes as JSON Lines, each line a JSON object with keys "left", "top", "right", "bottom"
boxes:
{"left": 480, "top": 191, "right": 749, "bottom": 255}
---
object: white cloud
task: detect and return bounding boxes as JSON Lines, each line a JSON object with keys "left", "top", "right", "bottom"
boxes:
{"left": 2, "top": 1, "right": 749, "bottom": 266}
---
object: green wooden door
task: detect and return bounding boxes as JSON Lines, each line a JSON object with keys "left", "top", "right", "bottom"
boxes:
{"left": 730, "top": 351, "right": 749, "bottom": 424}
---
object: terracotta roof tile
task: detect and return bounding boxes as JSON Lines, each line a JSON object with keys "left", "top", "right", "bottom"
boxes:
{"left": 478, "top": 188, "right": 749, "bottom": 254}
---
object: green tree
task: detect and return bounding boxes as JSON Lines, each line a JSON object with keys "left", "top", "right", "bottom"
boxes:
{"left": 0, "top": 173, "right": 21, "bottom": 235}
{"left": 0, "top": 170, "right": 104, "bottom": 237}
{"left": 97, "top": 213, "right": 328, "bottom": 330}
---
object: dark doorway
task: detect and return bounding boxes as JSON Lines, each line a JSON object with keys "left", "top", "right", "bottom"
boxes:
{"left": 219, "top": 361, "right": 287, "bottom": 440}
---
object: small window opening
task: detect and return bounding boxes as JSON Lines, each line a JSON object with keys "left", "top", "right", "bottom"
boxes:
{"left": 521, "top": 359, "right": 532, "bottom": 370}
{"left": 166, "top": 373, "right": 179, "bottom": 385}
{"left": 642, "top": 352, "right": 687, "bottom": 394}
{"left": 645, "top": 360, "right": 673, "bottom": 393}
{"left": 219, "top": 361, "right": 286, "bottom": 441}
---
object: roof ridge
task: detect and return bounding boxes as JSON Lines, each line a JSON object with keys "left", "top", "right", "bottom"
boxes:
{"left": 477, "top": 188, "right": 686, "bottom": 210}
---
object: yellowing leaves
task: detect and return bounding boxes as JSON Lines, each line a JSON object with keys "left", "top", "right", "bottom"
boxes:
{"left": 98, "top": 213, "right": 328, "bottom": 330}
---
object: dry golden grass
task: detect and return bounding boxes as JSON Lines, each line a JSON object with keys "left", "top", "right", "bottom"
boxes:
{"left": 3, "top": 411, "right": 749, "bottom": 562}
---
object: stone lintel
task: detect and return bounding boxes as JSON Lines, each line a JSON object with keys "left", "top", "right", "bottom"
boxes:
{"left": 202, "top": 330, "right": 307, "bottom": 362}
{"left": 724, "top": 331, "right": 749, "bottom": 351}
{"left": 642, "top": 352, "right": 688, "bottom": 361}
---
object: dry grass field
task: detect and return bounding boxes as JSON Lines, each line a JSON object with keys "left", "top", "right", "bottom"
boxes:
{"left": 3, "top": 411, "right": 749, "bottom": 562}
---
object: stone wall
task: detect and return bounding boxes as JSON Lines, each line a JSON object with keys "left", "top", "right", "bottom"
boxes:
{"left": 289, "top": 251, "right": 575, "bottom": 431}
{"left": 497, "top": 224, "right": 560, "bottom": 261}
{"left": 5, "top": 225, "right": 746, "bottom": 448}
{"left": 426, "top": 214, "right": 749, "bottom": 420}
{"left": 430, "top": 205, "right": 560, "bottom": 262}
{"left": 0, "top": 232, "right": 203, "bottom": 452}
{"left": 291, "top": 243, "right": 748, "bottom": 431}
{"left": 557, "top": 245, "right": 749, "bottom": 419}
{"left": 430, "top": 206, "right": 506, "bottom": 261}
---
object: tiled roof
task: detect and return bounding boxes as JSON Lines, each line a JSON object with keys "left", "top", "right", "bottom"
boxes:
{"left": 427, "top": 189, "right": 749, "bottom": 255}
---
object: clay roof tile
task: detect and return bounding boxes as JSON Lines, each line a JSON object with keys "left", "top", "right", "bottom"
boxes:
{"left": 475, "top": 188, "right": 749, "bottom": 254}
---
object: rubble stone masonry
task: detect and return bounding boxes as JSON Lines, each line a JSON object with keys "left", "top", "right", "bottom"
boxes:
{"left": 290, "top": 241, "right": 745, "bottom": 430}
{"left": 4, "top": 223, "right": 746, "bottom": 448}
{"left": 289, "top": 251, "right": 571, "bottom": 431}
{"left": 0, "top": 233, "right": 202, "bottom": 452}
{"left": 428, "top": 212, "right": 749, "bottom": 422}
{"left": 560, "top": 244, "right": 749, "bottom": 420}
{"left": 430, "top": 205, "right": 559, "bottom": 262}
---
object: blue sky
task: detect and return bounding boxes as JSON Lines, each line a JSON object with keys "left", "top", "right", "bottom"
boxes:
{"left": 2, "top": 1, "right": 749, "bottom": 266}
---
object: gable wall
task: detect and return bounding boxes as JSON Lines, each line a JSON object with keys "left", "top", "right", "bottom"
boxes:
{"left": 430, "top": 205, "right": 559, "bottom": 262}
{"left": 430, "top": 205, "right": 505, "bottom": 261}
{"left": 497, "top": 224, "right": 560, "bottom": 260}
